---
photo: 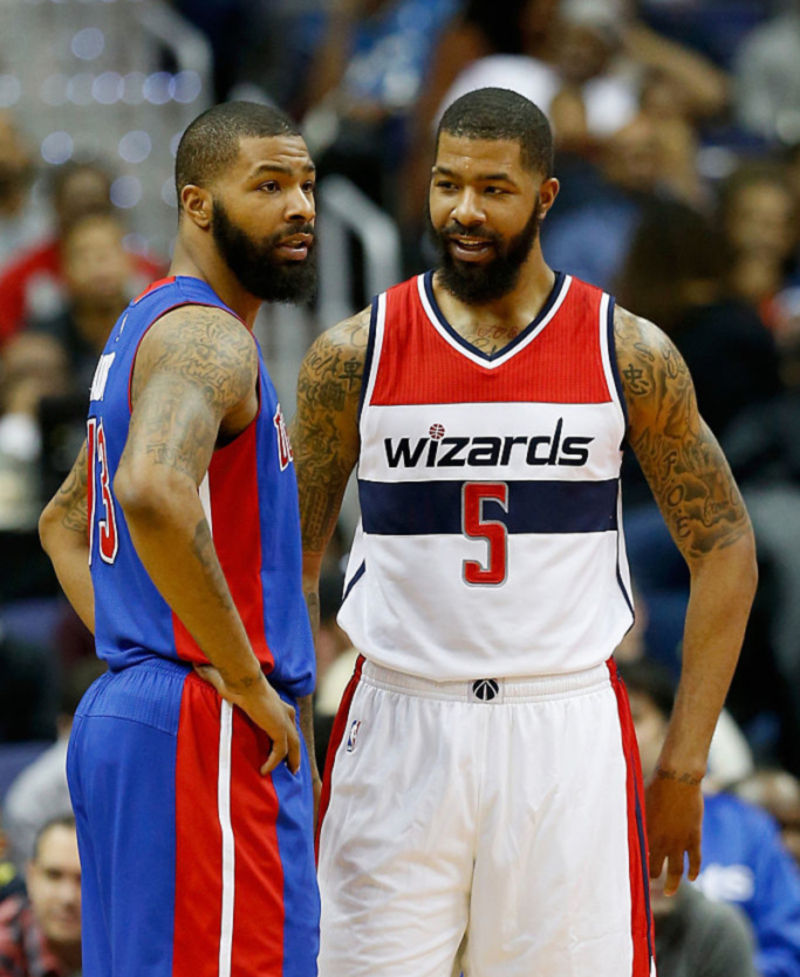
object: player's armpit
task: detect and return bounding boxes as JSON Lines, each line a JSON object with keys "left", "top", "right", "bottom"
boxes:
{"left": 614, "top": 304, "right": 752, "bottom": 563}
{"left": 290, "top": 306, "right": 369, "bottom": 561}
{"left": 122, "top": 305, "right": 259, "bottom": 490}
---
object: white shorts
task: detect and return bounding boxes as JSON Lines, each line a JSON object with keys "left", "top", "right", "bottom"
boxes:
{"left": 316, "top": 657, "right": 655, "bottom": 977}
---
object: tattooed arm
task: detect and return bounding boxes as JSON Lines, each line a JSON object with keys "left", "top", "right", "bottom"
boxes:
{"left": 39, "top": 440, "right": 95, "bottom": 632}
{"left": 114, "top": 305, "right": 299, "bottom": 774}
{"left": 290, "top": 308, "right": 368, "bottom": 814}
{"left": 616, "top": 305, "right": 758, "bottom": 894}
{"left": 290, "top": 306, "right": 369, "bottom": 615}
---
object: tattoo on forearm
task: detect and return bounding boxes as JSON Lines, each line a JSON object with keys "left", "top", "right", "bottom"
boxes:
{"left": 54, "top": 440, "right": 90, "bottom": 537}
{"left": 192, "top": 518, "right": 234, "bottom": 612}
{"left": 615, "top": 306, "right": 751, "bottom": 559}
{"left": 656, "top": 768, "right": 702, "bottom": 787}
{"left": 304, "top": 591, "right": 320, "bottom": 636}
{"left": 291, "top": 308, "right": 369, "bottom": 554}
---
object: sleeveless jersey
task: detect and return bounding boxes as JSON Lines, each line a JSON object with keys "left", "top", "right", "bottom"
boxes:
{"left": 86, "top": 275, "right": 315, "bottom": 697}
{"left": 338, "top": 271, "right": 634, "bottom": 680}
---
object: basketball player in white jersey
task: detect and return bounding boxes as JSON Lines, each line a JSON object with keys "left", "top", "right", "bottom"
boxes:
{"left": 292, "top": 88, "right": 757, "bottom": 977}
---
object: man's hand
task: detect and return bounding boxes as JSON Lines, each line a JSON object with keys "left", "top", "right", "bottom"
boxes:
{"left": 194, "top": 665, "right": 301, "bottom": 775}
{"left": 645, "top": 770, "right": 704, "bottom": 897}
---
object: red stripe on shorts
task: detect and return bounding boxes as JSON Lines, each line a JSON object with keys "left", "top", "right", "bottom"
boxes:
{"left": 315, "top": 655, "right": 364, "bottom": 859}
{"left": 173, "top": 673, "right": 224, "bottom": 977}
{"left": 228, "top": 707, "right": 285, "bottom": 976}
{"left": 608, "top": 658, "right": 656, "bottom": 977}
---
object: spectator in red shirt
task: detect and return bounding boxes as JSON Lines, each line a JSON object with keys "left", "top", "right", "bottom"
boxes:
{"left": 0, "top": 815, "right": 80, "bottom": 977}
{"left": 0, "top": 161, "right": 163, "bottom": 346}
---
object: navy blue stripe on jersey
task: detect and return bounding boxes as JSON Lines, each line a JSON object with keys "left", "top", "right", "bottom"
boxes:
{"left": 342, "top": 560, "right": 366, "bottom": 604}
{"left": 423, "top": 270, "right": 567, "bottom": 362}
{"left": 357, "top": 299, "right": 379, "bottom": 425}
{"left": 606, "top": 296, "right": 629, "bottom": 433}
{"left": 359, "top": 478, "right": 619, "bottom": 536}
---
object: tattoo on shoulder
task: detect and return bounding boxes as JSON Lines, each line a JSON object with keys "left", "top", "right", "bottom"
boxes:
{"left": 614, "top": 305, "right": 751, "bottom": 559}
{"left": 127, "top": 306, "right": 258, "bottom": 482}
{"left": 53, "top": 440, "right": 89, "bottom": 536}
{"left": 291, "top": 307, "right": 370, "bottom": 554}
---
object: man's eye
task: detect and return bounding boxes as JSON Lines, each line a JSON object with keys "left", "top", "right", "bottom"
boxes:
{"left": 260, "top": 181, "right": 279, "bottom": 192}
{"left": 303, "top": 182, "right": 316, "bottom": 193}
{"left": 485, "top": 187, "right": 506, "bottom": 195}
{"left": 436, "top": 181, "right": 456, "bottom": 190}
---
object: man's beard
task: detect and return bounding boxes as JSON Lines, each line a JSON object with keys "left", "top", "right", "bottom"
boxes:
{"left": 427, "top": 196, "right": 541, "bottom": 304}
{"left": 211, "top": 199, "right": 317, "bottom": 304}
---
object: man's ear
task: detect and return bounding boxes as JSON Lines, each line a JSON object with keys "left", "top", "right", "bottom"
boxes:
{"left": 180, "top": 185, "right": 213, "bottom": 229}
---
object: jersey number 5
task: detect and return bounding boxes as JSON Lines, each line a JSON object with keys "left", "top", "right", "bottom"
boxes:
{"left": 87, "top": 417, "right": 119, "bottom": 566}
{"left": 462, "top": 482, "right": 508, "bottom": 586}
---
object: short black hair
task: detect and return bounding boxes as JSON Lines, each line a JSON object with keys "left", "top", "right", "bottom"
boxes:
{"left": 32, "top": 815, "right": 76, "bottom": 862}
{"left": 175, "top": 101, "right": 302, "bottom": 211}
{"left": 616, "top": 659, "right": 676, "bottom": 720}
{"left": 437, "top": 88, "right": 554, "bottom": 177}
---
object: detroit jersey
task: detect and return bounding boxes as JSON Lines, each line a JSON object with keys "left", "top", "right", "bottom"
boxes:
{"left": 338, "top": 271, "right": 634, "bottom": 680}
{"left": 86, "top": 275, "right": 314, "bottom": 697}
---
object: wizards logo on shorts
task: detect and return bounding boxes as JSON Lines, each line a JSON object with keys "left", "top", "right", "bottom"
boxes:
{"left": 346, "top": 719, "right": 362, "bottom": 753}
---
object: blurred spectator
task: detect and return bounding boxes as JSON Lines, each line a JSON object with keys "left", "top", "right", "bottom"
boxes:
{"left": 0, "top": 113, "right": 47, "bottom": 274}
{"left": 737, "top": 770, "right": 800, "bottom": 869}
{"left": 302, "top": 0, "right": 460, "bottom": 209}
{"left": 652, "top": 869, "right": 757, "bottom": 977}
{"left": 734, "top": 0, "right": 800, "bottom": 143}
{"left": 622, "top": 658, "right": 800, "bottom": 977}
{"left": 542, "top": 117, "right": 665, "bottom": 289}
{"left": 3, "top": 659, "right": 105, "bottom": 874}
{"left": 617, "top": 198, "right": 783, "bottom": 440}
{"left": 720, "top": 162, "right": 799, "bottom": 330}
{"left": 0, "top": 161, "right": 163, "bottom": 347}
{"left": 30, "top": 213, "right": 134, "bottom": 394}
{"left": 0, "top": 817, "right": 81, "bottom": 977}
{"left": 0, "top": 333, "right": 70, "bottom": 532}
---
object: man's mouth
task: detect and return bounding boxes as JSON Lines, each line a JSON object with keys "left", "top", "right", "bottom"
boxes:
{"left": 276, "top": 233, "right": 313, "bottom": 260}
{"left": 448, "top": 235, "right": 494, "bottom": 261}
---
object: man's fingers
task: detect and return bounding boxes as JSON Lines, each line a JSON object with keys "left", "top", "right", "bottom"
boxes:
{"left": 687, "top": 840, "right": 702, "bottom": 881}
{"left": 649, "top": 845, "right": 666, "bottom": 880}
{"left": 287, "top": 726, "right": 301, "bottom": 775}
{"left": 261, "top": 734, "right": 288, "bottom": 776}
{"left": 664, "top": 852, "right": 684, "bottom": 897}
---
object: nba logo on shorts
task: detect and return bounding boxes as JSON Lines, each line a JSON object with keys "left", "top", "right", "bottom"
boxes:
{"left": 346, "top": 720, "right": 362, "bottom": 753}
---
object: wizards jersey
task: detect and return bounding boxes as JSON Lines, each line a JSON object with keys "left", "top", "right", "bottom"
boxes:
{"left": 86, "top": 275, "right": 314, "bottom": 697}
{"left": 338, "top": 271, "right": 634, "bottom": 680}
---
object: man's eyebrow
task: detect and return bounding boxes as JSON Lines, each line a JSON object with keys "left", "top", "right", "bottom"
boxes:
{"left": 433, "top": 165, "right": 518, "bottom": 184}
{"left": 249, "top": 162, "right": 317, "bottom": 179}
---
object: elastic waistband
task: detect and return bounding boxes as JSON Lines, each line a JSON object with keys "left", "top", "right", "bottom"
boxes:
{"left": 361, "top": 659, "right": 611, "bottom": 704}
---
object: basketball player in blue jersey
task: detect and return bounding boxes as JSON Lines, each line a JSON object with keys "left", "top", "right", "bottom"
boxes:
{"left": 292, "top": 88, "right": 758, "bottom": 977}
{"left": 39, "top": 102, "right": 321, "bottom": 977}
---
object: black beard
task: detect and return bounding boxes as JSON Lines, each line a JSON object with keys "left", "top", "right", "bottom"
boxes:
{"left": 211, "top": 199, "right": 317, "bottom": 304}
{"left": 427, "top": 197, "right": 541, "bottom": 304}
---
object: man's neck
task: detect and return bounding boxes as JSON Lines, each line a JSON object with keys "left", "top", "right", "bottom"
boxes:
{"left": 169, "top": 239, "right": 261, "bottom": 328}
{"left": 431, "top": 249, "right": 557, "bottom": 355}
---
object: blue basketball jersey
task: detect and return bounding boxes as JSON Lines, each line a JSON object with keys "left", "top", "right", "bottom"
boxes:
{"left": 86, "top": 275, "right": 314, "bottom": 698}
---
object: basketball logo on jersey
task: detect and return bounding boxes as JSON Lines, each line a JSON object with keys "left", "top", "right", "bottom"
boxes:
{"left": 273, "top": 404, "right": 293, "bottom": 471}
{"left": 346, "top": 719, "right": 362, "bottom": 753}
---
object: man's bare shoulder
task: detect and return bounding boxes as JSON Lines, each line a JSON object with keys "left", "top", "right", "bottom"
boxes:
{"left": 132, "top": 302, "right": 258, "bottom": 410}
{"left": 296, "top": 306, "right": 371, "bottom": 411}
{"left": 613, "top": 303, "right": 689, "bottom": 408}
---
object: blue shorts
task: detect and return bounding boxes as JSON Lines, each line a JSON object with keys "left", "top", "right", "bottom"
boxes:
{"left": 67, "top": 657, "right": 319, "bottom": 977}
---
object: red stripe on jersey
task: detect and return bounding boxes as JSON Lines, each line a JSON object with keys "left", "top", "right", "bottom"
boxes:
{"left": 229, "top": 707, "right": 285, "bottom": 977}
{"left": 171, "top": 420, "right": 274, "bottom": 670}
{"left": 370, "top": 275, "right": 612, "bottom": 406}
{"left": 608, "top": 659, "right": 656, "bottom": 977}
{"left": 133, "top": 276, "right": 176, "bottom": 303}
{"left": 208, "top": 421, "right": 275, "bottom": 670}
{"left": 316, "top": 655, "right": 364, "bottom": 860}
{"left": 173, "top": 675, "right": 224, "bottom": 977}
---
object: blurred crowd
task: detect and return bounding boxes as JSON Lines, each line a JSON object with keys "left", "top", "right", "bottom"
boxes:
{"left": 3, "top": 0, "right": 800, "bottom": 974}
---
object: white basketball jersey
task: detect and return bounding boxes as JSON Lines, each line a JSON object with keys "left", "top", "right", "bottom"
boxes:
{"left": 338, "top": 271, "right": 634, "bottom": 680}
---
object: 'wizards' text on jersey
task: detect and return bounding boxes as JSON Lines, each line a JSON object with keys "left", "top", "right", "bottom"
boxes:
{"left": 86, "top": 276, "right": 315, "bottom": 697}
{"left": 338, "top": 271, "right": 634, "bottom": 680}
